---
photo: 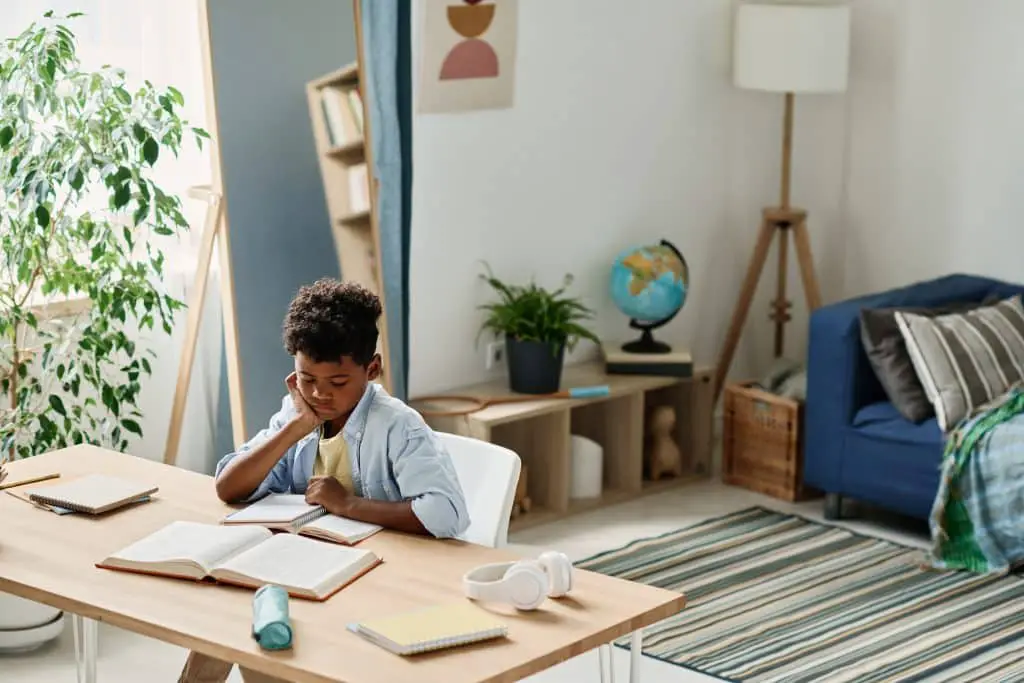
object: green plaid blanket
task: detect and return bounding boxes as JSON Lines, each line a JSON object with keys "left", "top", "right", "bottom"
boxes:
{"left": 928, "top": 387, "right": 1024, "bottom": 574}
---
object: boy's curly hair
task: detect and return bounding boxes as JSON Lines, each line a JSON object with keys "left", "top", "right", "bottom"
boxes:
{"left": 283, "top": 279, "right": 382, "bottom": 365}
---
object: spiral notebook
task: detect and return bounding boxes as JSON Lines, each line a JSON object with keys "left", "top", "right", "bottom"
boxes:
{"left": 348, "top": 602, "right": 508, "bottom": 656}
{"left": 27, "top": 474, "right": 157, "bottom": 515}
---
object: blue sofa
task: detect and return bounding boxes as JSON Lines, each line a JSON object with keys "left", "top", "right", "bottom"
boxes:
{"left": 804, "top": 273, "right": 1024, "bottom": 521}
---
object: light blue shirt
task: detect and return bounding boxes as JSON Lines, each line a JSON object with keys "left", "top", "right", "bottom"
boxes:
{"left": 214, "top": 383, "right": 470, "bottom": 539}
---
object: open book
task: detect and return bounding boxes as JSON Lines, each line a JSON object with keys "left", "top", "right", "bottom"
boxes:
{"left": 98, "top": 521, "right": 381, "bottom": 601}
{"left": 223, "top": 494, "right": 382, "bottom": 546}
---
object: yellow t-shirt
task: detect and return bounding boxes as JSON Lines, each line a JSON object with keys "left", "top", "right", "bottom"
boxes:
{"left": 313, "top": 428, "right": 354, "bottom": 493}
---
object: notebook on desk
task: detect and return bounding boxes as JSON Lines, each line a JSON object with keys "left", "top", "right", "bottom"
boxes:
{"left": 348, "top": 602, "right": 508, "bottom": 655}
{"left": 98, "top": 520, "right": 381, "bottom": 601}
{"left": 223, "top": 494, "right": 382, "bottom": 545}
{"left": 26, "top": 474, "right": 156, "bottom": 514}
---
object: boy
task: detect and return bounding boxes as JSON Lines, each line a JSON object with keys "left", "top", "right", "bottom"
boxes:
{"left": 180, "top": 279, "right": 469, "bottom": 683}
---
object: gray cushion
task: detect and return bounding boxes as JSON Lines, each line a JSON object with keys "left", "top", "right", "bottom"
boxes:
{"left": 860, "top": 299, "right": 994, "bottom": 423}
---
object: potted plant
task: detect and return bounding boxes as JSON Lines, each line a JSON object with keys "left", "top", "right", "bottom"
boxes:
{"left": 0, "top": 12, "right": 204, "bottom": 650}
{"left": 478, "top": 266, "right": 600, "bottom": 394}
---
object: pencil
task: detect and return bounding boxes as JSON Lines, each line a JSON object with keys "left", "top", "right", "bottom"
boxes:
{"left": 0, "top": 472, "right": 60, "bottom": 491}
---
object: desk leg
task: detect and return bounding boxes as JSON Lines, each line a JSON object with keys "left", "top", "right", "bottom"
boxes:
{"left": 598, "top": 644, "right": 614, "bottom": 683}
{"left": 73, "top": 614, "right": 98, "bottom": 683}
{"left": 629, "top": 630, "right": 642, "bottom": 683}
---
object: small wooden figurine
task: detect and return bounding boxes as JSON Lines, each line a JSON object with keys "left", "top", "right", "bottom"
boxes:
{"left": 510, "top": 463, "right": 532, "bottom": 518}
{"left": 646, "top": 405, "right": 683, "bottom": 480}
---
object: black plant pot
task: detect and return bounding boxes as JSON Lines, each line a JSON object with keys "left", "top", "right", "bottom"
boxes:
{"left": 506, "top": 338, "right": 565, "bottom": 395}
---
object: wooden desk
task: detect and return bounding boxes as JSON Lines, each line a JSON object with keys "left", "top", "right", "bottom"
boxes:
{"left": 0, "top": 446, "right": 685, "bottom": 683}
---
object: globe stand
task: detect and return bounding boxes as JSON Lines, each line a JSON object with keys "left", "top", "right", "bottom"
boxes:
{"left": 622, "top": 325, "right": 672, "bottom": 354}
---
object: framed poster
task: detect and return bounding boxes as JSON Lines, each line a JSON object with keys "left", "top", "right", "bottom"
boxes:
{"left": 418, "top": 0, "right": 519, "bottom": 113}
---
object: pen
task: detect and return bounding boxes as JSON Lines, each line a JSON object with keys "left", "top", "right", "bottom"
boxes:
{"left": 0, "top": 472, "right": 61, "bottom": 491}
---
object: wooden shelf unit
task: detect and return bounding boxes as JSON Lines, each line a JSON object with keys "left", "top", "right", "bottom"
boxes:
{"left": 306, "top": 58, "right": 391, "bottom": 392}
{"left": 412, "top": 362, "right": 715, "bottom": 532}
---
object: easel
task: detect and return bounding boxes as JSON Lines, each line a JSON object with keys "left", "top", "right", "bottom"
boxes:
{"left": 163, "top": 0, "right": 248, "bottom": 466}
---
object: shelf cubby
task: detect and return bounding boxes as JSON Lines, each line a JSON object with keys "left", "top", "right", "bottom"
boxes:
{"left": 412, "top": 362, "right": 715, "bottom": 533}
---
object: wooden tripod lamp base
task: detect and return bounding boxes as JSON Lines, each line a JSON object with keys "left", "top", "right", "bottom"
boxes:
{"left": 712, "top": 205, "right": 822, "bottom": 403}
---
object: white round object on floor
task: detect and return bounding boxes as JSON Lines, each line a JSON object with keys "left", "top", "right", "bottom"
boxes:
{"left": 0, "top": 606, "right": 64, "bottom": 653}
{"left": 570, "top": 434, "right": 603, "bottom": 499}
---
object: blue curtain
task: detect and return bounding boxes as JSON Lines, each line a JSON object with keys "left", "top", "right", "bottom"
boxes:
{"left": 360, "top": 0, "right": 412, "bottom": 401}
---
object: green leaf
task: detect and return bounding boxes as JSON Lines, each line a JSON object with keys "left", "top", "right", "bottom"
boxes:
{"left": 0, "top": 126, "right": 13, "bottom": 149}
{"left": 35, "top": 204, "right": 50, "bottom": 227}
{"left": 121, "top": 419, "right": 142, "bottom": 437}
{"left": 132, "top": 200, "right": 149, "bottom": 226}
{"left": 49, "top": 395, "right": 67, "bottom": 416}
{"left": 102, "top": 385, "right": 119, "bottom": 416}
{"left": 153, "top": 226, "right": 173, "bottom": 236}
{"left": 113, "top": 183, "right": 131, "bottom": 209}
{"left": 142, "top": 136, "right": 159, "bottom": 166}
{"left": 69, "top": 167, "right": 84, "bottom": 191}
{"left": 168, "top": 86, "right": 184, "bottom": 106}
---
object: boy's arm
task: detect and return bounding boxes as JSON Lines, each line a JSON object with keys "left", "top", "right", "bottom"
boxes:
{"left": 216, "top": 418, "right": 311, "bottom": 503}
{"left": 311, "top": 478, "right": 428, "bottom": 535}
{"left": 305, "top": 426, "right": 469, "bottom": 538}
{"left": 215, "top": 378, "right": 320, "bottom": 503}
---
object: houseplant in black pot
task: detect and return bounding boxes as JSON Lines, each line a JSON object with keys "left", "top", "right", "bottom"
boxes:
{"left": 478, "top": 267, "right": 599, "bottom": 394}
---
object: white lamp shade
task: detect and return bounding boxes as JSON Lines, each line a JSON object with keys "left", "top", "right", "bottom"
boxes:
{"left": 733, "top": 3, "right": 851, "bottom": 94}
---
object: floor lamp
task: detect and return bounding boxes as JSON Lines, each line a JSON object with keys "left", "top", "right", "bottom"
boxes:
{"left": 713, "top": 2, "right": 851, "bottom": 401}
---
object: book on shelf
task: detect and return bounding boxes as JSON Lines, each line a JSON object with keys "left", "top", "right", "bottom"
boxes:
{"left": 98, "top": 520, "right": 381, "bottom": 601}
{"left": 320, "top": 87, "right": 361, "bottom": 148}
{"left": 223, "top": 493, "right": 382, "bottom": 545}
{"left": 348, "top": 601, "right": 508, "bottom": 656}
{"left": 348, "top": 163, "right": 370, "bottom": 213}
{"left": 346, "top": 88, "right": 364, "bottom": 133}
{"left": 26, "top": 474, "right": 157, "bottom": 515}
{"left": 320, "top": 96, "right": 339, "bottom": 146}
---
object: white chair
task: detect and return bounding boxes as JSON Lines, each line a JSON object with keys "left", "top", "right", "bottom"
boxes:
{"left": 437, "top": 432, "right": 520, "bottom": 549}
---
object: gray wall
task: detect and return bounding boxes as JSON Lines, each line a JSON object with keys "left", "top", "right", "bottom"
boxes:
{"left": 207, "top": 0, "right": 357, "bottom": 460}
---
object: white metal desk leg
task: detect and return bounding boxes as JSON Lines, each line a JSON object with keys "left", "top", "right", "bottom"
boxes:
{"left": 629, "top": 630, "right": 642, "bottom": 683}
{"left": 73, "top": 614, "right": 98, "bottom": 683}
{"left": 598, "top": 644, "right": 609, "bottom": 683}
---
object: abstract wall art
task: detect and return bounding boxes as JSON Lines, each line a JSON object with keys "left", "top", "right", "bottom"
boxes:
{"left": 418, "top": 0, "right": 518, "bottom": 113}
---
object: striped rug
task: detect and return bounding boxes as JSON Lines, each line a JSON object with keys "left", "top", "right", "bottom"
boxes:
{"left": 577, "top": 507, "right": 1024, "bottom": 682}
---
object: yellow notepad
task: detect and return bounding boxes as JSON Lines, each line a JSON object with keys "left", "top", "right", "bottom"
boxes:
{"left": 349, "top": 602, "right": 508, "bottom": 655}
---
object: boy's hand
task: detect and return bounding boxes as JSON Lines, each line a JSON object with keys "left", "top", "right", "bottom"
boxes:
{"left": 286, "top": 372, "right": 322, "bottom": 432}
{"left": 305, "top": 476, "right": 351, "bottom": 516}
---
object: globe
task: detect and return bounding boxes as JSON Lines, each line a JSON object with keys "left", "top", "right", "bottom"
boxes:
{"left": 609, "top": 240, "right": 688, "bottom": 353}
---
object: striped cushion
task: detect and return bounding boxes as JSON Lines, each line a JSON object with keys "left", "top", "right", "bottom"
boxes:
{"left": 895, "top": 295, "right": 1024, "bottom": 431}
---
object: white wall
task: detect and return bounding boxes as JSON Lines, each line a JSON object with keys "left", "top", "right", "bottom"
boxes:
{"left": 3, "top": 2, "right": 222, "bottom": 473}
{"left": 409, "top": 0, "right": 849, "bottom": 395}
{"left": 842, "top": 0, "right": 1024, "bottom": 295}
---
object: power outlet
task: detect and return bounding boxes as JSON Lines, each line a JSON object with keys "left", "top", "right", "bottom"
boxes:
{"left": 485, "top": 341, "right": 505, "bottom": 370}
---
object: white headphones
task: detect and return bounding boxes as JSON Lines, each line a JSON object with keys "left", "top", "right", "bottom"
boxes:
{"left": 462, "top": 551, "right": 574, "bottom": 611}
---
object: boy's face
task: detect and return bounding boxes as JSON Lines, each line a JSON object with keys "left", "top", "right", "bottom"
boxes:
{"left": 293, "top": 352, "right": 381, "bottom": 422}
